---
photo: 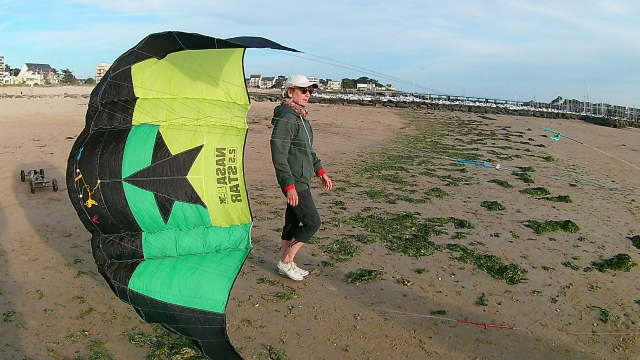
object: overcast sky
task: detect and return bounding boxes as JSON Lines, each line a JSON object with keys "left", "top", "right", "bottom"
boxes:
{"left": 1, "top": 0, "right": 638, "bottom": 106}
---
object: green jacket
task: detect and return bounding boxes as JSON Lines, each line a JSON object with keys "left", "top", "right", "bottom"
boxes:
{"left": 270, "top": 105, "right": 323, "bottom": 191}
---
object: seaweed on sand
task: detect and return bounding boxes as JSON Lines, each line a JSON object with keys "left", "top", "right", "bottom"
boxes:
{"left": 446, "top": 244, "right": 528, "bottom": 284}
{"left": 488, "top": 179, "right": 513, "bottom": 188}
{"left": 321, "top": 238, "right": 362, "bottom": 263}
{"left": 513, "top": 171, "right": 534, "bottom": 184}
{"left": 591, "top": 254, "right": 637, "bottom": 273}
{"left": 346, "top": 268, "right": 383, "bottom": 284}
{"left": 523, "top": 220, "right": 580, "bottom": 235}
{"left": 543, "top": 195, "right": 572, "bottom": 203}
{"left": 481, "top": 200, "right": 506, "bottom": 211}
{"left": 519, "top": 187, "right": 550, "bottom": 197}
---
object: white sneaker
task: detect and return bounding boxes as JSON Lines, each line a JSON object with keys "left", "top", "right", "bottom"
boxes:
{"left": 292, "top": 262, "right": 309, "bottom": 277}
{"left": 277, "top": 261, "right": 303, "bottom": 281}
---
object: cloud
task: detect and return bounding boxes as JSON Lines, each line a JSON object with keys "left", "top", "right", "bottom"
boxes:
{"left": 2, "top": 0, "right": 639, "bottom": 105}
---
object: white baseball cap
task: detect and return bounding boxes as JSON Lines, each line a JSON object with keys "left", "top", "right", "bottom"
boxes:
{"left": 284, "top": 74, "right": 318, "bottom": 89}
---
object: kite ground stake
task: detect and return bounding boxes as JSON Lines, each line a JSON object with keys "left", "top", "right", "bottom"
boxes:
{"left": 542, "top": 127, "right": 562, "bottom": 141}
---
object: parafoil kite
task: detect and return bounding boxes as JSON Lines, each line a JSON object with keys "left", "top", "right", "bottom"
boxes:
{"left": 66, "top": 31, "right": 297, "bottom": 359}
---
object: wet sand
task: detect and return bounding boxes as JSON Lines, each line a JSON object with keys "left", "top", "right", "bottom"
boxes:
{"left": 1, "top": 87, "right": 639, "bottom": 359}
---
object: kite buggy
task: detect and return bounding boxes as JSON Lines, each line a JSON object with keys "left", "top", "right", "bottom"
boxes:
{"left": 20, "top": 169, "right": 58, "bottom": 194}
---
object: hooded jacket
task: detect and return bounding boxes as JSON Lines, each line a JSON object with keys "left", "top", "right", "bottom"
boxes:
{"left": 270, "top": 105, "right": 324, "bottom": 192}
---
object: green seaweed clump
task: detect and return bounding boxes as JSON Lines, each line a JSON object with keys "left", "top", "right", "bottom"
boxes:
{"left": 524, "top": 220, "right": 580, "bottom": 235}
{"left": 513, "top": 171, "right": 534, "bottom": 184}
{"left": 379, "top": 173, "right": 409, "bottom": 185}
{"left": 257, "top": 277, "right": 283, "bottom": 287}
{"left": 425, "top": 187, "right": 450, "bottom": 198}
{"left": 346, "top": 268, "right": 383, "bottom": 284}
{"left": 481, "top": 200, "right": 506, "bottom": 211}
{"left": 349, "top": 212, "right": 444, "bottom": 258}
{"left": 544, "top": 195, "right": 572, "bottom": 203}
{"left": 262, "top": 345, "right": 289, "bottom": 360}
{"left": 446, "top": 244, "right": 527, "bottom": 284}
{"left": 519, "top": 187, "right": 550, "bottom": 197}
{"left": 3, "top": 310, "right": 16, "bottom": 323}
{"left": 561, "top": 261, "right": 581, "bottom": 271}
{"left": 352, "top": 233, "right": 377, "bottom": 245}
{"left": 476, "top": 293, "right": 489, "bottom": 306}
{"left": 451, "top": 218, "right": 474, "bottom": 229}
{"left": 126, "top": 325, "right": 203, "bottom": 360}
{"left": 588, "top": 306, "right": 612, "bottom": 324}
{"left": 488, "top": 179, "right": 513, "bottom": 188}
{"left": 591, "top": 253, "right": 637, "bottom": 273}
{"left": 430, "top": 310, "right": 447, "bottom": 315}
{"left": 321, "top": 238, "right": 362, "bottom": 263}
{"left": 630, "top": 235, "right": 640, "bottom": 249}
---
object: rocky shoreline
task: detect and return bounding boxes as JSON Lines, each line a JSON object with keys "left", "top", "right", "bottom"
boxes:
{"left": 0, "top": 93, "right": 90, "bottom": 99}
{"left": 2, "top": 91, "right": 636, "bottom": 129}
{"left": 251, "top": 93, "right": 640, "bottom": 129}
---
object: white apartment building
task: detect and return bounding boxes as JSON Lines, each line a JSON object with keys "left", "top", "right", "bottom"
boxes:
{"left": 0, "top": 53, "right": 8, "bottom": 84}
{"left": 248, "top": 74, "right": 262, "bottom": 88}
{"left": 261, "top": 76, "right": 276, "bottom": 89}
{"left": 96, "top": 63, "right": 111, "bottom": 83}
{"left": 326, "top": 80, "right": 342, "bottom": 91}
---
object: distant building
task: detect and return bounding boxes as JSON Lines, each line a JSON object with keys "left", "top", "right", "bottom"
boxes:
{"left": 96, "top": 63, "right": 111, "bottom": 83}
{"left": 248, "top": 74, "right": 262, "bottom": 88}
{"left": 0, "top": 53, "right": 8, "bottom": 84}
{"left": 327, "top": 80, "right": 342, "bottom": 91}
{"left": 306, "top": 76, "right": 319, "bottom": 87}
{"left": 261, "top": 76, "right": 276, "bottom": 89}
{"left": 15, "top": 63, "right": 59, "bottom": 85}
{"left": 356, "top": 83, "right": 368, "bottom": 91}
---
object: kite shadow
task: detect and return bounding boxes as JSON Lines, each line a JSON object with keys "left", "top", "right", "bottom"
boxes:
{"left": 12, "top": 162, "right": 94, "bottom": 272}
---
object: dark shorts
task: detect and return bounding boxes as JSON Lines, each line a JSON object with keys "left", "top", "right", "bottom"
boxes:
{"left": 281, "top": 189, "right": 321, "bottom": 243}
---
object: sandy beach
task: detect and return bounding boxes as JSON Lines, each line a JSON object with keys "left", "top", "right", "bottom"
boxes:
{"left": 1, "top": 86, "right": 639, "bottom": 359}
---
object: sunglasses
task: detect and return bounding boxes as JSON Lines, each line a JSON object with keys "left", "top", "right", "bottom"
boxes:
{"left": 296, "top": 87, "right": 314, "bottom": 95}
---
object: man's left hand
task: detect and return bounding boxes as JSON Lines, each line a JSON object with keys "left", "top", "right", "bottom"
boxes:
{"left": 320, "top": 174, "right": 332, "bottom": 191}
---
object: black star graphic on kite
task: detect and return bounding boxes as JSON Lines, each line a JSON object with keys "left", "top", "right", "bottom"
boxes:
{"left": 123, "top": 131, "right": 207, "bottom": 224}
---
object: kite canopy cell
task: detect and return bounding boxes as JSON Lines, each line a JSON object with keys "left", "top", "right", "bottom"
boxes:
{"left": 66, "top": 31, "right": 297, "bottom": 359}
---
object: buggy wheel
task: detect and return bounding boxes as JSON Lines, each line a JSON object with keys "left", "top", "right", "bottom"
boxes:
{"left": 52, "top": 179, "right": 58, "bottom": 192}
{"left": 40, "top": 169, "right": 45, "bottom": 177}
{"left": 30, "top": 181, "right": 35, "bottom": 194}
{"left": 20, "top": 170, "right": 25, "bottom": 182}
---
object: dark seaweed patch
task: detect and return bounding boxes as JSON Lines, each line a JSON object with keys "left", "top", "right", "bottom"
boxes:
{"left": 346, "top": 268, "right": 384, "bottom": 284}
{"left": 520, "top": 187, "right": 551, "bottom": 197}
{"left": 446, "top": 244, "right": 527, "bottom": 284}
{"left": 591, "top": 254, "right": 637, "bottom": 273}
{"left": 481, "top": 201, "right": 506, "bottom": 211}
{"left": 488, "top": 179, "right": 513, "bottom": 188}
{"left": 524, "top": 220, "right": 580, "bottom": 235}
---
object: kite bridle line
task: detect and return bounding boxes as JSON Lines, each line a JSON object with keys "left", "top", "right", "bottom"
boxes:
{"left": 542, "top": 126, "right": 640, "bottom": 171}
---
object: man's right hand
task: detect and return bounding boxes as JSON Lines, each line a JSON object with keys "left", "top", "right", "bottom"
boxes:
{"left": 286, "top": 189, "right": 298, "bottom": 207}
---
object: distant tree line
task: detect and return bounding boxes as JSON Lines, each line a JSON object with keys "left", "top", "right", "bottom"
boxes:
{"left": 341, "top": 77, "right": 388, "bottom": 90}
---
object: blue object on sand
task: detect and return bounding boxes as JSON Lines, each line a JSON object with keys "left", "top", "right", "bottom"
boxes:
{"left": 542, "top": 127, "right": 562, "bottom": 141}
{"left": 457, "top": 159, "right": 487, "bottom": 167}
